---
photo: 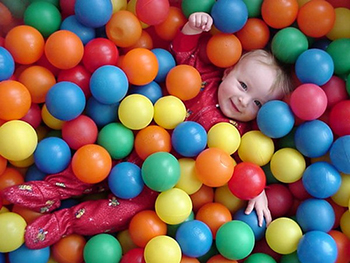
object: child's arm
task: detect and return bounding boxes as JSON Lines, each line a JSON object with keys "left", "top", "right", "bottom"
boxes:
{"left": 181, "top": 12, "right": 213, "bottom": 35}
{"left": 245, "top": 190, "right": 272, "bottom": 227}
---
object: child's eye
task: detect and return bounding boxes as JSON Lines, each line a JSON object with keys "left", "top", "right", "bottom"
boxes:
{"left": 240, "top": 81, "right": 247, "bottom": 90}
{"left": 254, "top": 100, "right": 262, "bottom": 108}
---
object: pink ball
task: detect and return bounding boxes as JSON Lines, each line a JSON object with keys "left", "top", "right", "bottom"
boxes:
{"left": 329, "top": 100, "right": 350, "bottom": 137}
{"left": 136, "top": 0, "right": 170, "bottom": 25}
{"left": 290, "top": 83, "right": 328, "bottom": 120}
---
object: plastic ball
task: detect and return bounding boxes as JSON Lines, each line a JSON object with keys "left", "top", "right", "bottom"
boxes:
{"left": 121, "top": 48, "right": 159, "bottom": 86}
{"left": 207, "top": 122, "right": 241, "bottom": 155}
{"left": 216, "top": 220, "right": 255, "bottom": 260}
{"left": 129, "top": 81, "right": 163, "bottom": 104}
{"left": 176, "top": 220, "right": 213, "bottom": 258}
{"left": 83, "top": 234, "right": 122, "bottom": 263}
{"left": 4, "top": 25, "right": 44, "bottom": 65}
{"left": 166, "top": 64, "right": 202, "bottom": 101}
{"left": 233, "top": 208, "right": 266, "bottom": 241}
{"left": 51, "top": 234, "right": 86, "bottom": 263}
{"left": 331, "top": 173, "right": 350, "bottom": 207}
{"left": 0, "top": 212, "right": 26, "bottom": 253}
{"left": 108, "top": 162, "right": 144, "bottom": 199}
{"left": 0, "top": 120, "right": 37, "bottom": 161}
{"left": 118, "top": 94, "right": 154, "bottom": 130}
{"left": 330, "top": 135, "right": 350, "bottom": 174}
{"left": 0, "top": 80, "right": 31, "bottom": 121}
{"left": 119, "top": 248, "right": 144, "bottom": 263}
{"left": 85, "top": 97, "right": 119, "bottom": 128}
{"left": 257, "top": 100, "right": 295, "bottom": 139}
{"left": 151, "top": 48, "right": 176, "bottom": 83}
{"left": 60, "top": 15, "right": 96, "bottom": 45}
{"left": 228, "top": 162, "right": 266, "bottom": 200}
{"left": 261, "top": 0, "right": 298, "bottom": 29}
{"left": 71, "top": 144, "right": 112, "bottom": 184}
{"left": 329, "top": 100, "right": 350, "bottom": 137}
{"left": 238, "top": 130, "right": 275, "bottom": 166}
{"left": 211, "top": 0, "right": 248, "bottom": 33}
{"left": 326, "top": 38, "right": 350, "bottom": 76}
{"left": 0, "top": 167, "right": 25, "bottom": 202}
{"left": 141, "top": 152, "right": 180, "bottom": 192}
{"left": 326, "top": 7, "right": 350, "bottom": 40}
{"left": 144, "top": 235, "right": 181, "bottom": 263}
{"left": 297, "top": 231, "right": 338, "bottom": 263}
{"left": 181, "top": 0, "right": 215, "bottom": 18}
{"left": 45, "top": 30, "right": 84, "bottom": 70}
{"left": 244, "top": 253, "right": 277, "bottom": 263}
{"left": 265, "top": 217, "right": 303, "bottom": 255}
{"left": 105, "top": 10, "right": 142, "bottom": 48}
{"left": 175, "top": 158, "right": 202, "bottom": 195}
{"left": 135, "top": 0, "right": 170, "bottom": 25}
{"left": 322, "top": 75, "right": 348, "bottom": 110}
{"left": 74, "top": 0, "right": 113, "bottom": 28}
{"left": 41, "top": 104, "right": 65, "bottom": 130}
{"left": 294, "top": 120, "right": 334, "bottom": 158}
{"left": 0, "top": 46, "right": 14, "bottom": 81}
{"left": 296, "top": 198, "right": 335, "bottom": 233}
{"left": 153, "top": 95, "right": 186, "bottom": 130}
{"left": 265, "top": 184, "right": 294, "bottom": 219}
{"left": 155, "top": 188, "right": 192, "bottom": 225}
{"left": 328, "top": 230, "right": 350, "bottom": 263}
{"left": 45, "top": 81, "right": 86, "bottom": 121}
{"left": 295, "top": 48, "right": 334, "bottom": 86}
{"left": 206, "top": 33, "right": 242, "bottom": 68}
{"left": 195, "top": 147, "right": 235, "bottom": 188}
{"left": 9, "top": 244, "right": 50, "bottom": 263}
{"left": 236, "top": 18, "right": 270, "bottom": 51}
{"left": 271, "top": 27, "right": 309, "bottom": 64}
{"left": 270, "top": 148, "right": 306, "bottom": 183}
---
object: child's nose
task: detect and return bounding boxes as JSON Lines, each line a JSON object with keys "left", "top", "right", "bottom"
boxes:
{"left": 239, "top": 95, "right": 249, "bottom": 107}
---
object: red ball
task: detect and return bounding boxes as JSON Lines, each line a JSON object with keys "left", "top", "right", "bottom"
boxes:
{"left": 136, "top": 0, "right": 170, "bottom": 25}
{"left": 288, "top": 178, "right": 312, "bottom": 200}
{"left": 265, "top": 183, "right": 294, "bottom": 219}
{"left": 228, "top": 162, "right": 266, "bottom": 200}
{"left": 329, "top": 99, "right": 350, "bottom": 136}
{"left": 321, "top": 75, "right": 348, "bottom": 109}
{"left": 20, "top": 103, "right": 42, "bottom": 129}
{"left": 120, "top": 248, "right": 145, "bottom": 263}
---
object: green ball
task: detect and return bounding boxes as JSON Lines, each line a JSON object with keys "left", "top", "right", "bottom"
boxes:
{"left": 216, "top": 220, "right": 255, "bottom": 260}
{"left": 83, "top": 234, "right": 122, "bottom": 263}
{"left": 244, "top": 253, "right": 277, "bottom": 263}
{"left": 280, "top": 251, "right": 301, "bottom": 263}
{"left": 24, "top": 1, "right": 61, "bottom": 38}
{"left": 141, "top": 152, "right": 180, "bottom": 192}
{"left": 29, "top": 0, "right": 59, "bottom": 8}
{"left": 326, "top": 38, "right": 350, "bottom": 76}
{"left": 242, "top": 0, "right": 263, "bottom": 18}
{"left": 271, "top": 27, "right": 309, "bottom": 64}
{"left": 97, "top": 122, "right": 134, "bottom": 160}
{"left": 1, "top": 0, "right": 29, "bottom": 19}
{"left": 181, "top": 0, "right": 216, "bottom": 18}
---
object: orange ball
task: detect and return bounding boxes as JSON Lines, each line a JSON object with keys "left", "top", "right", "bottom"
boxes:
{"left": 181, "top": 256, "right": 200, "bottom": 263}
{"left": 122, "top": 30, "right": 153, "bottom": 53}
{"left": 106, "top": 10, "right": 143, "bottom": 48}
{"left": 129, "top": 210, "right": 167, "bottom": 247}
{"left": 12, "top": 205, "right": 42, "bottom": 225}
{"left": 4, "top": 25, "right": 44, "bottom": 64}
{"left": 18, "top": 65, "right": 56, "bottom": 104}
{"left": 297, "top": 0, "right": 336, "bottom": 38}
{"left": 71, "top": 144, "right": 112, "bottom": 184}
{"left": 166, "top": 64, "right": 202, "bottom": 101}
{"left": 195, "top": 148, "right": 235, "bottom": 187}
{"left": 190, "top": 184, "right": 214, "bottom": 213}
{"left": 121, "top": 47, "right": 159, "bottom": 85}
{"left": 261, "top": 0, "right": 299, "bottom": 29}
{"left": 236, "top": 18, "right": 270, "bottom": 51}
{"left": 0, "top": 156, "right": 7, "bottom": 176}
{"left": 52, "top": 234, "right": 86, "bottom": 263}
{"left": 206, "top": 33, "right": 242, "bottom": 68}
{"left": 0, "top": 80, "right": 31, "bottom": 120}
{"left": 45, "top": 30, "right": 84, "bottom": 70}
{"left": 0, "top": 167, "right": 24, "bottom": 205}
{"left": 134, "top": 125, "right": 172, "bottom": 160}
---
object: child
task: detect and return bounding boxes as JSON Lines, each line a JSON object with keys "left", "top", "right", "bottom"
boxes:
{"left": 2, "top": 12, "right": 293, "bottom": 249}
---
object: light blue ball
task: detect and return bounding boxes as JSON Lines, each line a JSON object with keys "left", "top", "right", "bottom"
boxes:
{"left": 128, "top": 81, "right": 163, "bottom": 104}
{"left": 60, "top": 15, "right": 96, "bottom": 45}
{"left": 330, "top": 135, "right": 350, "bottom": 174}
{"left": 9, "top": 244, "right": 50, "bottom": 263}
{"left": 233, "top": 208, "right": 266, "bottom": 241}
{"left": 75, "top": 0, "right": 113, "bottom": 28}
{"left": 85, "top": 97, "right": 119, "bottom": 128}
{"left": 151, "top": 48, "right": 176, "bottom": 83}
{"left": 0, "top": 47, "right": 15, "bottom": 81}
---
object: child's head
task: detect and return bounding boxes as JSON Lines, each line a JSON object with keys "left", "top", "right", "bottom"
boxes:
{"left": 217, "top": 49, "right": 293, "bottom": 122}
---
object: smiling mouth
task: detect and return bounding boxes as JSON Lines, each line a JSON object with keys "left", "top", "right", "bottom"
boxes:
{"left": 230, "top": 100, "right": 240, "bottom": 113}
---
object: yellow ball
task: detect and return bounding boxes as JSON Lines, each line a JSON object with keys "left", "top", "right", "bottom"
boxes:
{"left": 331, "top": 173, "right": 350, "bottom": 207}
{"left": 41, "top": 104, "right": 65, "bottom": 130}
{"left": 214, "top": 185, "right": 246, "bottom": 214}
{"left": 153, "top": 96, "right": 186, "bottom": 130}
{"left": 111, "top": 0, "right": 127, "bottom": 13}
{"left": 326, "top": 7, "right": 350, "bottom": 40}
{"left": 207, "top": 122, "right": 241, "bottom": 155}
{"left": 340, "top": 210, "right": 350, "bottom": 239}
{"left": 155, "top": 188, "right": 192, "bottom": 225}
{"left": 0, "top": 120, "right": 38, "bottom": 161}
{"left": 0, "top": 212, "right": 27, "bottom": 253}
{"left": 265, "top": 217, "right": 303, "bottom": 255}
{"left": 144, "top": 235, "right": 181, "bottom": 263}
{"left": 9, "top": 154, "right": 35, "bottom": 168}
{"left": 270, "top": 148, "right": 306, "bottom": 183}
{"left": 238, "top": 130, "right": 274, "bottom": 166}
{"left": 118, "top": 94, "right": 154, "bottom": 130}
{"left": 175, "top": 158, "right": 203, "bottom": 195}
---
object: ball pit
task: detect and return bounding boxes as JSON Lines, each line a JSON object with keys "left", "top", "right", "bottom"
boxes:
{"left": 1, "top": 1, "right": 350, "bottom": 262}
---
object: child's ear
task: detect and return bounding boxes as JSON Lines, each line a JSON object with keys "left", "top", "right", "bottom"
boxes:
{"left": 223, "top": 66, "right": 234, "bottom": 79}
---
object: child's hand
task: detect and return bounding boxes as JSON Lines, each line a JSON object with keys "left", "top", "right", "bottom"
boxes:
{"left": 182, "top": 12, "right": 213, "bottom": 35}
{"left": 245, "top": 190, "right": 272, "bottom": 227}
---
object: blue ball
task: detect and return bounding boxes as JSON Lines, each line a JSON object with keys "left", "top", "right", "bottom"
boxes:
{"left": 257, "top": 100, "right": 295, "bottom": 139}
{"left": 297, "top": 231, "right": 338, "bottom": 263}
{"left": 128, "top": 81, "right": 163, "bottom": 104}
{"left": 25, "top": 164, "right": 47, "bottom": 181}
{"left": 295, "top": 48, "right": 334, "bottom": 86}
{"left": 151, "top": 48, "right": 176, "bottom": 83}
{"left": 211, "top": 0, "right": 248, "bottom": 33}
{"left": 233, "top": 208, "right": 266, "bottom": 241}
{"left": 34, "top": 137, "right": 71, "bottom": 174}
{"left": 108, "top": 162, "right": 144, "bottom": 199}
{"left": 0, "top": 253, "right": 4, "bottom": 263}
{"left": 85, "top": 97, "right": 119, "bottom": 128}
{"left": 172, "top": 121, "right": 207, "bottom": 157}
{"left": 74, "top": 0, "right": 113, "bottom": 28}
{"left": 0, "top": 47, "right": 15, "bottom": 81}
{"left": 90, "top": 65, "right": 129, "bottom": 104}
{"left": 59, "top": 198, "right": 80, "bottom": 210}
{"left": 175, "top": 220, "right": 213, "bottom": 258}
{"left": 9, "top": 244, "right": 50, "bottom": 263}
{"left": 294, "top": 120, "right": 334, "bottom": 158}
{"left": 296, "top": 198, "right": 335, "bottom": 233}
{"left": 302, "top": 162, "right": 341, "bottom": 199}
{"left": 46, "top": 81, "right": 86, "bottom": 121}
{"left": 60, "top": 15, "right": 96, "bottom": 45}
{"left": 330, "top": 135, "right": 350, "bottom": 174}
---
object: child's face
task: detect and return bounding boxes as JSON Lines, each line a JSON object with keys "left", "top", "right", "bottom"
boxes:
{"left": 217, "top": 56, "right": 283, "bottom": 122}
